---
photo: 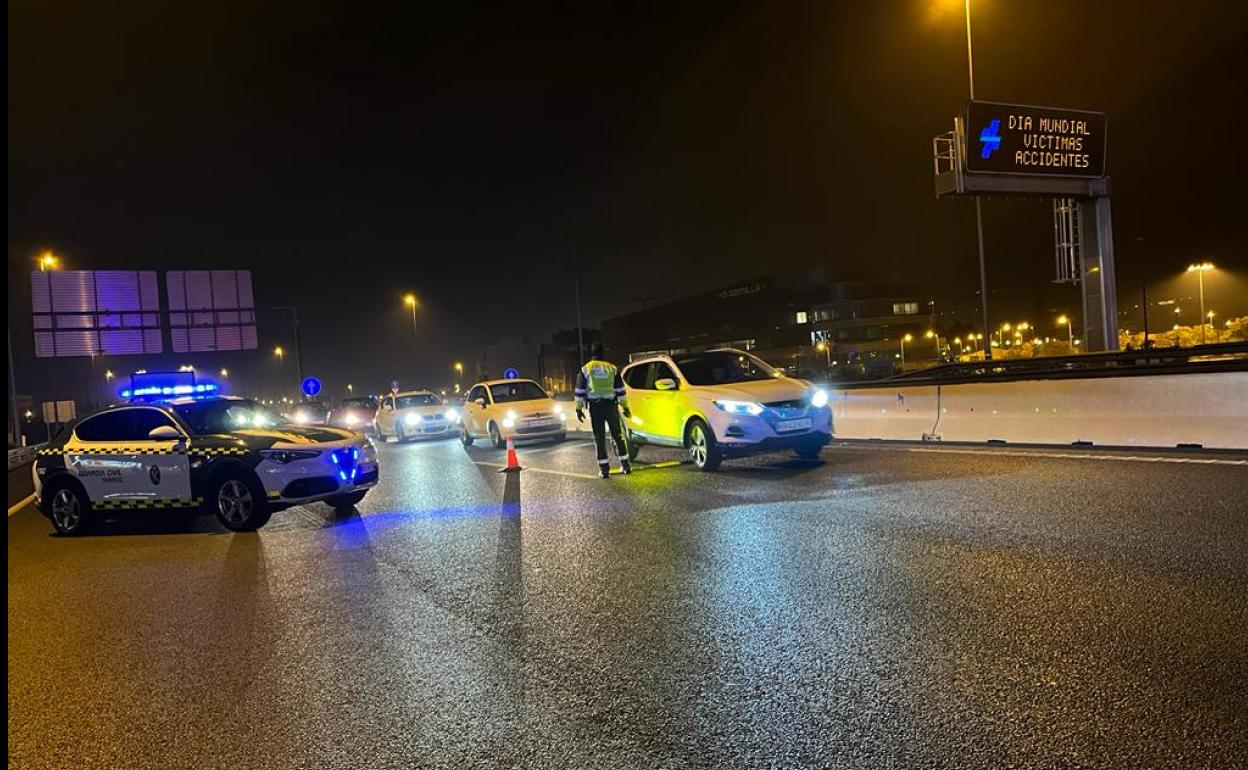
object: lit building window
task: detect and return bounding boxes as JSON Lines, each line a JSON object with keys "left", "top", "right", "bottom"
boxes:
{"left": 893, "top": 302, "right": 919, "bottom": 315}
{"left": 795, "top": 311, "right": 808, "bottom": 324}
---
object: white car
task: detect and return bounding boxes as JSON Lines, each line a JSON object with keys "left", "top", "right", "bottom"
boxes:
{"left": 459, "top": 379, "right": 567, "bottom": 448}
{"left": 33, "top": 396, "right": 378, "bottom": 534}
{"left": 374, "top": 390, "right": 459, "bottom": 442}
{"left": 620, "top": 348, "right": 832, "bottom": 471}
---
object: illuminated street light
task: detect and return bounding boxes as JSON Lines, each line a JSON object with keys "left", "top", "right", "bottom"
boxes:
{"left": 37, "top": 251, "right": 59, "bottom": 271}
{"left": 403, "top": 293, "right": 419, "bottom": 348}
{"left": 347, "top": 383, "right": 354, "bottom": 393}
{"left": 1057, "top": 314, "right": 1074, "bottom": 348}
{"left": 900, "top": 333, "right": 913, "bottom": 368}
{"left": 814, "top": 342, "right": 831, "bottom": 369}
{"left": 1186, "top": 262, "right": 1215, "bottom": 345}
{"left": 105, "top": 370, "right": 114, "bottom": 381}
{"left": 219, "top": 368, "right": 229, "bottom": 377}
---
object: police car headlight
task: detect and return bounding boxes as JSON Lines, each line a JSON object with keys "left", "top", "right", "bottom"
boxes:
{"left": 810, "top": 389, "right": 829, "bottom": 408}
{"left": 506, "top": 410, "right": 517, "bottom": 421}
{"left": 714, "top": 400, "right": 765, "bottom": 416}
{"left": 292, "top": 411, "right": 311, "bottom": 425}
{"left": 445, "top": 408, "right": 459, "bottom": 422}
{"left": 359, "top": 441, "right": 377, "bottom": 463}
{"left": 260, "top": 449, "right": 321, "bottom": 464}
{"left": 405, "top": 413, "right": 422, "bottom": 426}
{"left": 345, "top": 414, "right": 359, "bottom": 426}
{"left": 553, "top": 404, "right": 563, "bottom": 414}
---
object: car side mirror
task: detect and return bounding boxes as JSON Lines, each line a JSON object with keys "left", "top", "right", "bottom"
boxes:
{"left": 475, "top": 397, "right": 487, "bottom": 406}
{"left": 148, "top": 425, "right": 183, "bottom": 441}
{"left": 654, "top": 378, "right": 678, "bottom": 391}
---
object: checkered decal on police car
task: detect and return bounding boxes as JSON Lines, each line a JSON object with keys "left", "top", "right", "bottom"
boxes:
{"left": 92, "top": 498, "right": 203, "bottom": 510}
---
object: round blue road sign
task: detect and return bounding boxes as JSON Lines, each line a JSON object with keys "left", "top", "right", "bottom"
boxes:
{"left": 503, "top": 368, "right": 519, "bottom": 380}
{"left": 301, "top": 376, "right": 322, "bottom": 398}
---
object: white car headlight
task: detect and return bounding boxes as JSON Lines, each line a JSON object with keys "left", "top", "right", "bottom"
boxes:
{"left": 713, "top": 400, "right": 765, "bottom": 416}
{"left": 553, "top": 404, "right": 563, "bottom": 414}
{"left": 445, "top": 408, "right": 459, "bottom": 422}
{"left": 405, "top": 413, "right": 422, "bottom": 425}
{"left": 506, "top": 410, "right": 517, "bottom": 420}
{"left": 292, "top": 411, "right": 311, "bottom": 425}
{"left": 810, "top": 389, "right": 829, "bottom": 408}
{"left": 345, "top": 414, "right": 359, "bottom": 426}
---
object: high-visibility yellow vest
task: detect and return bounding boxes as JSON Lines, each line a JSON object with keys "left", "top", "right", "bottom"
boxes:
{"left": 581, "top": 360, "right": 618, "bottom": 399}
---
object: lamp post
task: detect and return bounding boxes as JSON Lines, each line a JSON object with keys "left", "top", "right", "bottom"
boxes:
{"left": 900, "top": 333, "right": 913, "bottom": 370}
{"left": 814, "top": 341, "right": 831, "bottom": 373}
{"left": 1057, "top": 314, "right": 1074, "bottom": 348}
{"left": 1186, "top": 262, "right": 1214, "bottom": 345}
{"left": 954, "top": 0, "right": 993, "bottom": 359}
{"left": 453, "top": 361, "right": 464, "bottom": 389}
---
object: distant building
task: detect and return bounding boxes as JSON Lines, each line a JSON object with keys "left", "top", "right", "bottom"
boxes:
{"left": 601, "top": 273, "right": 926, "bottom": 378}
{"left": 538, "top": 328, "right": 600, "bottom": 395}
{"left": 478, "top": 336, "right": 540, "bottom": 382}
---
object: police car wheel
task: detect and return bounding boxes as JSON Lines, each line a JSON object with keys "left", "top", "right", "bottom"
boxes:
{"left": 489, "top": 422, "right": 505, "bottom": 449}
{"left": 686, "top": 419, "right": 722, "bottom": 472}
{"left": 49, "top": 485, "right": 92, "bottom": 536}
{"left": 211, "top": 474, "right": 271, "bottom": 531}
{"left": 459, "top": 424, "right": 474, "bottom": 447}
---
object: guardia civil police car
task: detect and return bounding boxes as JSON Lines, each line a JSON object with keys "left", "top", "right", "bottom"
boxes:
{"left": 33, "top": 396, "right": 378, "bottom": 535}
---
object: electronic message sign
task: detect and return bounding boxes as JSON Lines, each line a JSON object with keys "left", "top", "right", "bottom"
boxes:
{"left": 965, "top": 101, "right": 1106, "bottom": 178}
{"left": 31, "top": 270, "right": 163, "bottom": 358}
{"left": 166, "top": 270, "right": 258, "bottom": 353}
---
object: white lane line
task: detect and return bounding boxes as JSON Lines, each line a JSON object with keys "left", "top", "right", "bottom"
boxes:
{"left": 833, "top": 444, "right": 1248, "bottom": 466}
{"left": 8, "top": 494, "right": 36, "bottom": 517}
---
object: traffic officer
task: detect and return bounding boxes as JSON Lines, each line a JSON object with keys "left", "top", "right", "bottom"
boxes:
{"left": 574, "top": 343, "right": 632, "bottom": 478}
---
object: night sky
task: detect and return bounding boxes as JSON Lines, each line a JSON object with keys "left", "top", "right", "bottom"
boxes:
{"left": 9, "top": 0, "right": 1248, "bottom": 390}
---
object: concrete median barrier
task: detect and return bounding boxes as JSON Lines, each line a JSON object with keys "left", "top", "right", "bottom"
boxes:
{"left": 833, "top": 370, "right": 1248, "bottom": 450}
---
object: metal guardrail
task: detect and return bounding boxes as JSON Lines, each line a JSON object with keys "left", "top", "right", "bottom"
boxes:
{"left": 834, "top": 342, "right": 1248, "bottom": 389}
{"left": 7, "top": 444, "right": 44, "bottom": 471}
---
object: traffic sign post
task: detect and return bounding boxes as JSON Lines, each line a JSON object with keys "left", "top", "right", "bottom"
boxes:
{"left": 933, "top": 100, "right": 1118, "bottom": 353}
{"left": 301, "top": 377, "right": 321, "bottom": 399}
{"left": 503, "top": 368, "right": 519, "bottom": 380}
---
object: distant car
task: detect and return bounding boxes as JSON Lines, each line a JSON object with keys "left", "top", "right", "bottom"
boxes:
{"left": 327, "top": 396, "right": 378, "bottom": 434}
{"left": 284, "top": 400, "right": 329, "bottom": 426}
{"left": 459, "top": 379, "right": 567, "bottom": 448}
{"left": 374, "top": 390, "right": 458, "bottom": 442}
{"left": 32, "top": 396, "right": 378, "bottom": 535}
{"left": 620, "top": 348, "right": 832, "bottom": 471}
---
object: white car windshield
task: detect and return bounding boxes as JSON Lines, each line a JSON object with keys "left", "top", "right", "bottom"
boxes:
{"left": 173, "top": 399, "right": 282, "bottom": 434}
{"left": 674, "top": 351, "right": 779, "bottom": 386}
{"left": 395, "top": 394, "right": 439, "bottom": 409}
{"left": 489, "top": 382, "right": 547, "bottom": 403}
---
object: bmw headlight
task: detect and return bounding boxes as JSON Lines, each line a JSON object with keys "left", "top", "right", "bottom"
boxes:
{"left": 260, "top": 449, "right": 321, "bottom": 464}
{"left": 445, "top": 408, "right": 459, "bottom": 422}
{"left": 810, "top": 389, "right": 829, "bottom": 408}
{"left": 713, "top": 400, "right": 765, "bottom": 416}
{"left": 405, "top": 413, "right": 422, "bottom": 426}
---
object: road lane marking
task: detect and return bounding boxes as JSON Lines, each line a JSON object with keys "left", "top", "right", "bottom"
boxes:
{"left": 831, "top": 444, "right": 1248, "bottom": 466}
{"left": 8, "top": 494, "right": 36, "bottom": 517}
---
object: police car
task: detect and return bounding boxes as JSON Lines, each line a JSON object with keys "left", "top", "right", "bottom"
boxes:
{"left": 33, "top": 396, "right": 378, "bottom": 535}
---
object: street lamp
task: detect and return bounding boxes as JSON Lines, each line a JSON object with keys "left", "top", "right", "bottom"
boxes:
{"left": 274, "top": 346, "right": 285, "bottom": 369}
{"left": 403, "top": 293, "right": 418, "bottom": 342}
{"left": 1186, "top": 263, "right": 1215, "bottom": 345}
{"left": 347, "top": 383, "right": 354, "bottom": 394}
{"left": 900, "top": 333, "right": 913, "bottom": 369}
{"left": 814, "top": 341, "right": 832, "bottom": 371}
{"left": 219, "top": 368, "right": 229, "bottom": 378}
{"left": 1056, "top": 315, "right": 1074, "bottom": 348}
{"left": 37, "top": 251, "right": 59, "bottom": 271}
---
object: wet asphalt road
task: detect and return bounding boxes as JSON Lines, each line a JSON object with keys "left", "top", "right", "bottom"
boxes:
{"left": 8, "top": 437, "right": 1248, "bottom": 769}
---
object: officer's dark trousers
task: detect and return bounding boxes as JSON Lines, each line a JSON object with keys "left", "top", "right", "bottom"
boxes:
{"left": 588, "top": 399, "right": 627, "bottom": 467}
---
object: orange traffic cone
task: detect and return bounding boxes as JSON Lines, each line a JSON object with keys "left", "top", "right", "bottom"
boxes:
{"left": 500, "top": 435, "right": 522, "bottom": 472}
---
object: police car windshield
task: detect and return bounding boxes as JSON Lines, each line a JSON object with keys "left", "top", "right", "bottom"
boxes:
{"left": 490, "top": 382, "right": 547, "bottom": 403}
{"left": 395, "top": 394, "right": 439, "bottom": 408}
{"left": 172, "top": 399, "right": 283, "bottom": 435}
{"left": 674, "top": 351, "right": 778, "bottom": 385}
